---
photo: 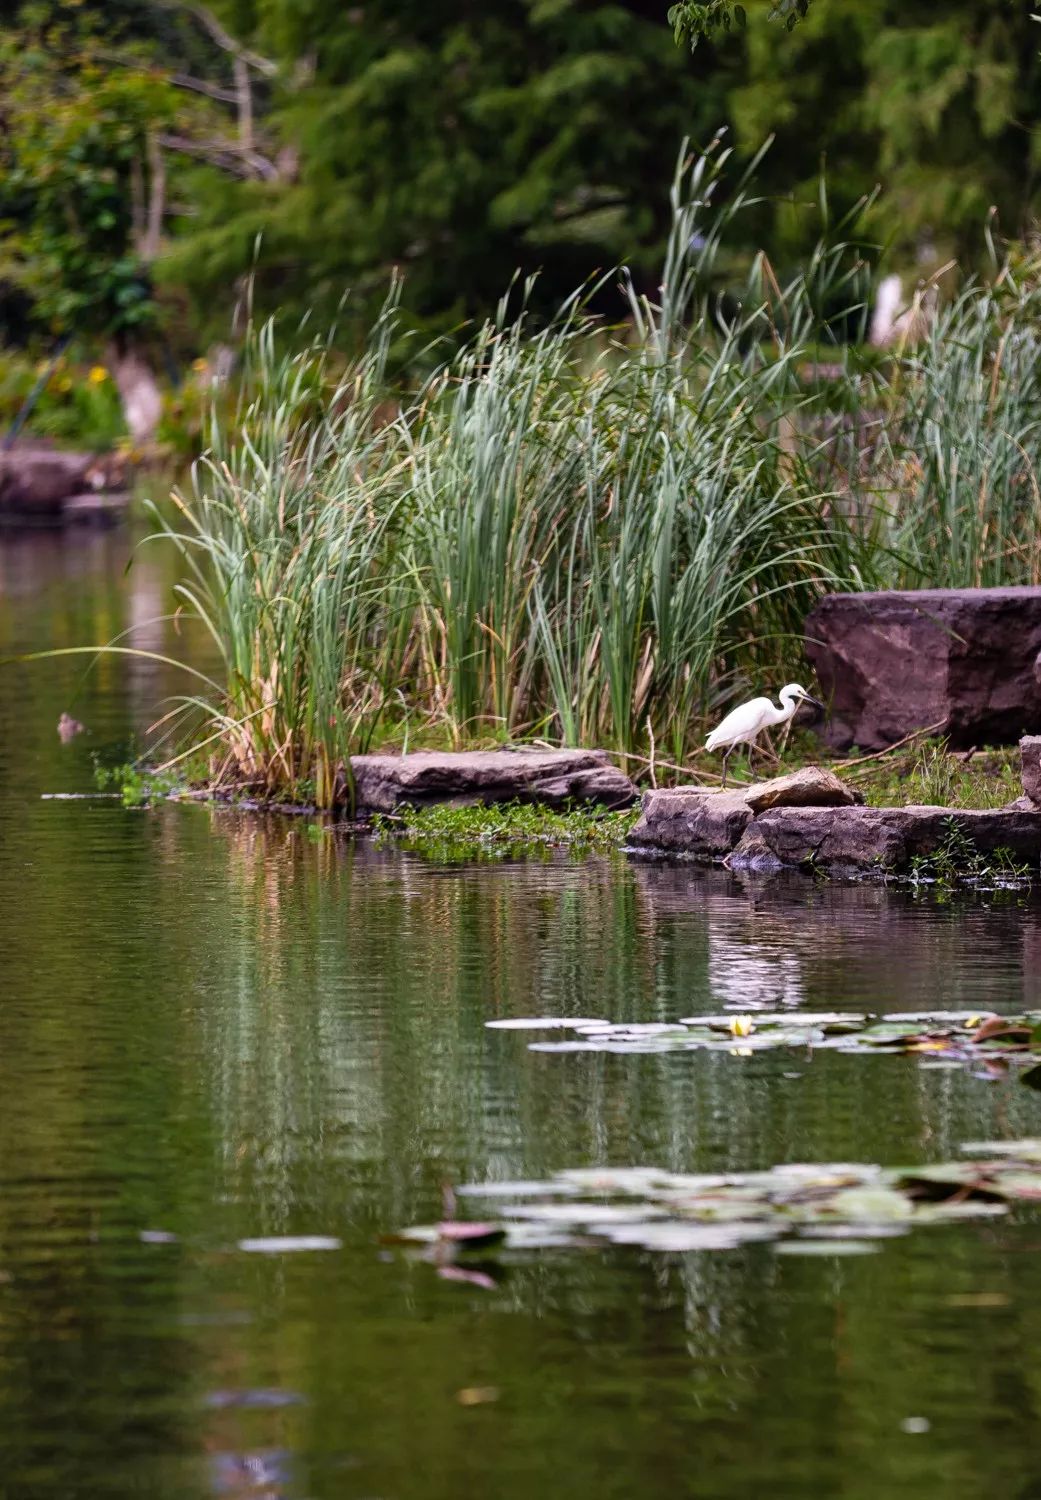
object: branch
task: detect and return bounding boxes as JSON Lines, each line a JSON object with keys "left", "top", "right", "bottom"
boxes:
{"left": 156, "top": 1, "right": 278, "bottom": 77}
{"left": 232, "top": 54, "right": 253, "bottom": 152}
{"left": 156, "top": 132, "right": 279, "bottom": 181}
{"left": 170, "top": 72, "right": 241, "bottom": 104}
{"left": 143, "top": 131, "right": 166, "bottom": 260}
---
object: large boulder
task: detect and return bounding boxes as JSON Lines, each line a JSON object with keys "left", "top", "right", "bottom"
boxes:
{"left": 349, "top": 748, "right": 636, "bottom": 815}
{"left": 805, "top": 588, "right": 1041, "bottom": 750}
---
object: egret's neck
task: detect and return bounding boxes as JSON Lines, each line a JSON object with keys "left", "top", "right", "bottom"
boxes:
{"left": 773, "top": 690, "right": 800, "bottom": 726}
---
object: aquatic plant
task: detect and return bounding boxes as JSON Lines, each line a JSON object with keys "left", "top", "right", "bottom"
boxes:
{"left": 372, "top": 801, "right": 638, "bottom": 860}
{"left": 388, "top": 1139, "right": 1041, "bottom": 1265}
{"left": 483, "top": 1008, "right": 1041, "bottom": 1072}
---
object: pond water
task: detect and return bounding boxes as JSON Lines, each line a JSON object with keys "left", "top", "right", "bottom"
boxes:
{"left": 3, "top": 529, "right": 1041, "bottom": 1500}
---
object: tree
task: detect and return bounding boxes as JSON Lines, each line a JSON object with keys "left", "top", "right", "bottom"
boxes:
{"left": 0, "top": 1, "right": 278, "bottom": 437}
{"left": 157, "top": 0, "right": 737, "bottom": 336}
{"left": 723, "top": 0, "right": 1041, "bottom": 272}
{"left": 668, "top": 1, "right": 811, "bottom": 51}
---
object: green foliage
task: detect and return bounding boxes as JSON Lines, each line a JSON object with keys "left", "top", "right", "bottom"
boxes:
{"left": 4, "top": 0, "right": 1041, "bottom": 351}
{"left": 0, "top": 12, "right": 178, "bottom": 337}
{"left": 908, "top": 818, "right": 1031, "bottom": 889}
{"left": 142, "top": 146, "right": 882, "bottom": 805}
{"left": 93, "top": 757, "right": 187, "bottom": 806}
{"left": 157, "top": 0, "right": 734, "bottom": 335}
{"left": 670, "top": 0, "right": 808, "bottom": 50}
{"left": 372, "top": 801, "right": 638, "bottom": 861}
{"left": 122, "top": 141, "right": 1041, "bottom": 806}
{"left": 0, "top": 350, "right": 126, "bottom": 448}
{"left": 727, "top": 1, "right": 1041, "bottom": 271}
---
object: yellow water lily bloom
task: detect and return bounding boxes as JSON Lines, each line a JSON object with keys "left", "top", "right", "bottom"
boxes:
{"left": 730, "top": 1015, "right": 754, "bottom": 1038}
{"left": 88, "top": 366, "right": 108, "bottom": 384}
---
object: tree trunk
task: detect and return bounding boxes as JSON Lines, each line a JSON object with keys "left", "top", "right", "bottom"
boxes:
{"left": 108, "top": 346, "right": 163, "bottom": 446}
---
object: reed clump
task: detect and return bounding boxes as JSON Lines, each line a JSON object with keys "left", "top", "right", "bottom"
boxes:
{"left": 145, "top": 145, "right": 1041, "bottom": 807}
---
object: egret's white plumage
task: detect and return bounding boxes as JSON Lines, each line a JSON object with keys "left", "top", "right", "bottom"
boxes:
{"left": 705, "top": 683, "right": 824, "bottom": 786}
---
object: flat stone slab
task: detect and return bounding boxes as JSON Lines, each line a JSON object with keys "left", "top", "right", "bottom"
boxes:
{"left": 748, "top": 805, "right": 1041, "bottom": 872}
{"left": 350, "top": 748, "right": 636, "bottom": 814}
{"left": 805, "top": 587, "right": 1041, "bottom": 750}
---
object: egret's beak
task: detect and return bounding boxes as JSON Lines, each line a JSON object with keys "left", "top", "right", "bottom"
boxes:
{"left": 801, "top": 693, "right": 825, "bottom": 713}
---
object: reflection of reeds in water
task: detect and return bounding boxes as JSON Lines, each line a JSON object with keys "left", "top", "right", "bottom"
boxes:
{"left": 179, "top": 823, "right": 1041, "bottom": 1239}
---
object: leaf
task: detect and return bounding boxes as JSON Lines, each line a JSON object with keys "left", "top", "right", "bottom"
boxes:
{"left": 237, "top": 1236, "right": 342, "bottom": 1253}
{"left": 435, "top": 1222, "right": 508, "bottom": 1248}
{"left": 774, "top": 1239, "right": 878, "bottom": 1256}
{"left": 824, "top": 1186, "right": 915, "bottom": 1221}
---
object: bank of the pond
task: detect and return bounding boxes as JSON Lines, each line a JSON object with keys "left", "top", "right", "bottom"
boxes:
{"left": 101, "top": 740, "right": 1041, "bottom": 885}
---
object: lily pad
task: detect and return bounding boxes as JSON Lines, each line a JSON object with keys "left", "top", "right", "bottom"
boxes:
{"left": 486, "top": 1008, "right": 1041, "bottom": 1076}
{"left": 237, "top": 1236, "right": 342, "bottom": 1253}
{"left": 391, "top": 1138, "right": 1041, "bottom": 1272}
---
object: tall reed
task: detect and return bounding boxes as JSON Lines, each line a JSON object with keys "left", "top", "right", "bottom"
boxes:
{"left": 143, "top": 144, "right": 1041, "bottom": 804}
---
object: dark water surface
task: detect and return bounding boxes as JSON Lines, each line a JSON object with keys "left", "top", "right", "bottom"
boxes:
{"left": 3, "top": 531, "right": 1041, "bottom": 1499}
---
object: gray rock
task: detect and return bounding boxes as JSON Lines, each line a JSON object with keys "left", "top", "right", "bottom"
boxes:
{"left": 0, "top": 444, "right": 97, "bottom": 517}
{"left": 754, "top": 804, "right": 1041, "bottom": 872}
{"left": 726, "top": 824, "right": 786, "bottom": 871}
{"left": 627, "top": 790, "right": 753, "bottom": 858}
{"left": 63, "top": 491, "right": 131, "bottom": 526}
{"left": 741, "top": 765, "right": 862, "bottom": 813}
{"left": 1021, "top": 736, "right": 1041, "bottom": 805}
{"left": 628, "top": 768, "right": 860, "bottom": 861}
{"left": 805, "top": 587, "right": 1041, "bottom": 750}
{"left": 349, "top": 748, "right": 636, "bottom": 815}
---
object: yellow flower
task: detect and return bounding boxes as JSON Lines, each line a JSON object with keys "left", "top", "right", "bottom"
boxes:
{"left": 191, "top": 358, "right": 209, "bottom": 373}
{"left": 88, "top": 365, "right": 108, "bottom": 385}
{"left": 730, "top": 1015, "right": 754, "bottom": 1038}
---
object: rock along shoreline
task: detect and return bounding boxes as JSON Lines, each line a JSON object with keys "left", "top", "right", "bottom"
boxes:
{"left": 348, "top": 743, "right": 1041, "bottom": 878}
{"left": 122, "top": 740, "right": 1041, "bottom": 880}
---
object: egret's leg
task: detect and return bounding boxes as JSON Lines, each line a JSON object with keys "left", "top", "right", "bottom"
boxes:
{"left": 720, "top": 749, "right": 730, "bottom": 789}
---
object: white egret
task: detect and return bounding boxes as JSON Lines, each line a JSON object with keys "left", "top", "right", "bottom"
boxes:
{"left": 705, "top": 684, "right": 824, "bottom": 788}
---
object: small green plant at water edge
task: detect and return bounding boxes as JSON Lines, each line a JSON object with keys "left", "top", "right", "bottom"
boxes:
{"left": 93, "top": 759, "right": 187, "bottom": 807}
{"left": 372, "top": 801, "right": 639, "bottom": 857}
{"left": 908, "top": 818, "right": 1032, "bottom": 889}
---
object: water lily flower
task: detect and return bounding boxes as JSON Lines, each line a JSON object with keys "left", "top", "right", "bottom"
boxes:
{"left": 730, "top": 1015, "right": 754, "bottom": 1038}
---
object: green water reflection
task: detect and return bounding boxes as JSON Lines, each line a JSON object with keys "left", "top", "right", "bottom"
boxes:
{"left": 3, "top": 532, "right": 1041, "bottom": 1500}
